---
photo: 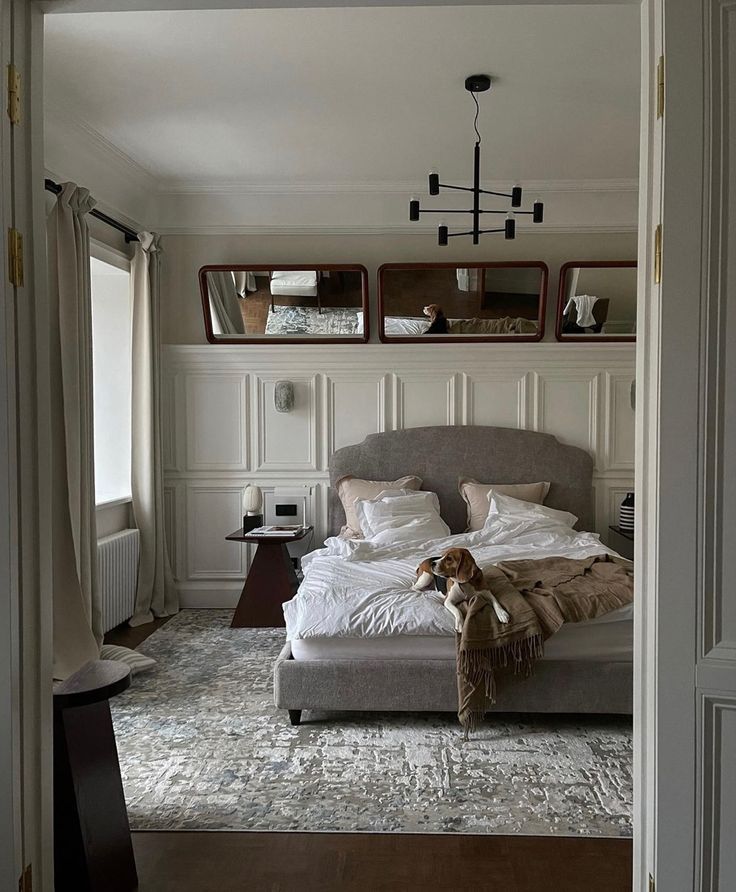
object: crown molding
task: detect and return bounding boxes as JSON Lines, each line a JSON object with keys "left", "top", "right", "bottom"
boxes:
{"left": 157, "top": 177, "right": 639, "bottom": 196}
{"left": 155, "top": 222, "right": 637, "bottom": 237}
{"left": 45, "top": 104, "right": 158, "bottom": 193}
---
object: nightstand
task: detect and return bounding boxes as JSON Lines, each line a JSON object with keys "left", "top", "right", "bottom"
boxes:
{"left": 226, "top": 526, "right": 312, "bottom": 628}
{"left": 608, "top": 525, "right": 634, "bottom": 561}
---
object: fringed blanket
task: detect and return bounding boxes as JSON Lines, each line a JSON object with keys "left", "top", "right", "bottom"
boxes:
{"left": 456, "top": 554, "right": 634, "bottom": 733}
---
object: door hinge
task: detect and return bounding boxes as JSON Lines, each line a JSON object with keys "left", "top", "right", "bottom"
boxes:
{"left": 8, "top": 228, "right": 24, "bottom": 287}
{"left": 7, "top": 63, "right": 20, "bottom": 125}
{"left": 648, "top": 873, "right": 655, "bottom": 892}
{"left": 654, "top": 224, "right": 662, "bottom": 284}
{"left": 656, "top": 56, "right": 664, "bottom": 119}
{"left": 18, "top": 864, "right": 31, "bottom": 892}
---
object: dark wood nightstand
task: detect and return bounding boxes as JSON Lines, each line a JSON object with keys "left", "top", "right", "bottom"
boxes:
{"left": 226, "top": 526, "right": 312, "bottom": 628}
{"left": 608, "top": 525, "right": 634, "bottom": 561}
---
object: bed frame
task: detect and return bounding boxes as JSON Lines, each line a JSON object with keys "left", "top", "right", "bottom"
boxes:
{"left": 274, "top": 425, "right": 633, "bottom": 724}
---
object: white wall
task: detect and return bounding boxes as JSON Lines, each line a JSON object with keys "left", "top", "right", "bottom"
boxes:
{"left": 163, "top": 343, "right": 635, "bottom": 606}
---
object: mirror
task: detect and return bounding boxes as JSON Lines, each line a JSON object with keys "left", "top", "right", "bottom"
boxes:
{"left": 377, "top": 262, "right": 547, "bottom": 342}
{"left": 200, "top": 264, "right": 369, "bottom": 343}
{"left": 556, "top": 261, "right": 637, "bottom": 341}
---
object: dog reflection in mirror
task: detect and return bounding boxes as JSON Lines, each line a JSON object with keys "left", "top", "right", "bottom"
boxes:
{"left": 413, "top": 547, "right": 510, "bottom": 633}
{"left": 423, "top": 304, "right": 449, "bottom": 334}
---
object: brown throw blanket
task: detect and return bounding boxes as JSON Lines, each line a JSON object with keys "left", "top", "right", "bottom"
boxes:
{"left": 456, "top": 555, "right": 634, "bottom": 733}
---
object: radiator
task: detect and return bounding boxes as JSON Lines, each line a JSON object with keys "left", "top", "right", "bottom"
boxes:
{"left": 98, "top": 529, "right": 140, "bottom": 633}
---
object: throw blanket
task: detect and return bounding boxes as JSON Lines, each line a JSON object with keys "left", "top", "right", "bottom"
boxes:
{"left": 449, "top": 316, "right": 538, "bottom": 335}
{"left": 456, "top": 554, "right": 633, "bottom": 733}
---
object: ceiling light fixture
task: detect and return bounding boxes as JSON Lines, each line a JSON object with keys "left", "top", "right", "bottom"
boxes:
{"left": 408, "top": 74, "right": 544, "bottom": 246}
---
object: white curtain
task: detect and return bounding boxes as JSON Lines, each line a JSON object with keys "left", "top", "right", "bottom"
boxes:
{"left": 130, "top": 232, "right": 178, "bottom": 625}
{"left": 233, "top": 270, "right": 256, "bottom": 296}
{"left": 47, "top": 183, "right": 102, "bottom": 678}
{"left": 208, "top": 270, "right": 245, "bottom": 334}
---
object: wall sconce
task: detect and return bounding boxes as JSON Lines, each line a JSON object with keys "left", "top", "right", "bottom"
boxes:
{"left": 274, "top": 380, "right": 295, "bottom": 413}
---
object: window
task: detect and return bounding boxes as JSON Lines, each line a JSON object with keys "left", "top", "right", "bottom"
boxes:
{"left": 90, "top": 252, "right": 133, "bottom": 505}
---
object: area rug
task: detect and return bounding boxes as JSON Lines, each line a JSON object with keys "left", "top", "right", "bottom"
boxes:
{"left": 110, "top": 610, "right": 633, "bottom": 836}
{"left": 265, "top": 305, "right": 359, "bottom": 335}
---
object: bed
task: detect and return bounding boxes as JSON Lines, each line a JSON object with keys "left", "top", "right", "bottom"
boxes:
{"left": 362, "top": 315, "right": 539, "bottom": 336}
{"left": 274, "top": 426, "right": 633, "bottom": 724}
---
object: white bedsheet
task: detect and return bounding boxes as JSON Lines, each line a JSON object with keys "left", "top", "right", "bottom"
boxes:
{"left": 290, "top": 612, "right": 633, "bottom": 662}
{"left": 283, "top": 513, "right": 624, "bottom": 643}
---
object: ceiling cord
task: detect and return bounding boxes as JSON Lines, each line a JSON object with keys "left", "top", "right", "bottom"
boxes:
{"left": 471, "top": 92, "right": 482, "bottom": 145}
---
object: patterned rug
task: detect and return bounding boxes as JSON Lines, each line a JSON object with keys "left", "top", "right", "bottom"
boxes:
{"left": 265, "top": 305, "right": 359, "bottom": 335}
{"left": 111, "top": 610, "right": 633, "bottom": 836}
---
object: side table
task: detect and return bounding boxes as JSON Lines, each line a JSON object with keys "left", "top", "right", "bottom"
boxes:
{"left": 53, "top": 659, "right": 137, "bottom": 892}
{"left": 608, "top": 524, "right": 634, "bottom": 561}
{"left": 226, "top": 526, "right": 312, "bottom": 628}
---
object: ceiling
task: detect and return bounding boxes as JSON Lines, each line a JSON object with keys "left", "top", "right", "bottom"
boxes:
{"left": 44, "top": 5, "right": 640, "bottom": 189}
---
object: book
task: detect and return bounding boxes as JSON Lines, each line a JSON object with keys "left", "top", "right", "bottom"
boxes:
{"left": 247, "top": 525, "right": 305, "bottom": 537}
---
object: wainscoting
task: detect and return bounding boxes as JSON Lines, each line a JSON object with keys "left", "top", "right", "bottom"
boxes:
{"left": 162, "top": 344, "right": 635, "bottom": 607}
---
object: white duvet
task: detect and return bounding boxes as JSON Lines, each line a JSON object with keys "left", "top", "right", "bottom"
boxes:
{"left": 283, "top": 508, "right": 625, "bottom": 642}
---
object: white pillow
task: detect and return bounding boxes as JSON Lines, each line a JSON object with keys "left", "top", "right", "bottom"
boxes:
{"left": 100, "top": 643, "right": 156, "bottom": 674}
{"left": 485, "top": 489, "right": 578, "bottom": 529}
{"left": 355, "top": 490, "right": 450, "bottom": 544}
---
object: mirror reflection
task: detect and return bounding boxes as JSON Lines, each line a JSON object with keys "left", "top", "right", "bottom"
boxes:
{"left": 378, "top": 263, "right": 546, "bottom": 340}
{"left": 558, "top": 262, "right": 637, "bottom": 339}
{"left": 200, "top": 265, "right": 368, "bottom": 342}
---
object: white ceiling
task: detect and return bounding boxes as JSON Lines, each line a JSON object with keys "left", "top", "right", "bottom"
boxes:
{"left": 44, "top": 5, "right": 640, "bottom": 188}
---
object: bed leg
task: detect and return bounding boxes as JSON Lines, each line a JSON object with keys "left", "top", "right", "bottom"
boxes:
{"left": 288, "top": 709, "right": 302, "bottom": 726}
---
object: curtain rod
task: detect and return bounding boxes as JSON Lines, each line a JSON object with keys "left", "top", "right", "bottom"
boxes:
{"left": 44, "top": 178, "right": 140, "bottom": 243}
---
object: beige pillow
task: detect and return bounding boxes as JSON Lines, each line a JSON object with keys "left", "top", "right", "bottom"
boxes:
{"left": 336, "top": 475, "right": 422, "bottom": 538}
{"left": 458, "top": 477, "right": 551, "bottom": 532}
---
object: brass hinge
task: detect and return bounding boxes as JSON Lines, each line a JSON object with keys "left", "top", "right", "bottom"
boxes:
{"left": 648, "top": 873, "right": 655, "bottom": 892}
{"left": 8, "top": 228, "right": 24, "bottom": 287}
{"left": 7, "top": 63, "right": 20, "bottom": 125}
{"left": 18, "top": 864, "right": 31, "bottom": 892}
{"left": 656, "top": 56, "right": 664, "bottom": 119}
{"left": 654, "top": 224, "right": 662, "bottom": 284}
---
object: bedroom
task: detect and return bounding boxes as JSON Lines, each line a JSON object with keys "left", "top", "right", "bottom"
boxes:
{"left": 43, "top": 4, "right": 638, "bottom": 888}
{"left": 20, "top": 0, "right": 733, "bottom": 888}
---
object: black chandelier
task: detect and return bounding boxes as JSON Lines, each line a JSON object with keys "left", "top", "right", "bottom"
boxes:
{"left": 409, "top": 74, "right": 544, "bottom": 246}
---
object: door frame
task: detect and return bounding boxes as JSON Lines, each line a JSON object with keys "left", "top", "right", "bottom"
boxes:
{"left": 20, "top": 1, "right": 705, "bottom": 889}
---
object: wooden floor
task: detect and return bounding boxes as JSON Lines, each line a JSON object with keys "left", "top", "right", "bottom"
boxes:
{"left": 104, "top": 614, "right": 174, "bottom": 649}
{"left": 114, "top": 617, "right": 632, "bottom": 891}
{"left": 132, "top": 831, "right": 632, "bottom": 891}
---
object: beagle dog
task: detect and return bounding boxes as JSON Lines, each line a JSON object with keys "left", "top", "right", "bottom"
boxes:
{"left": 413, "top": 547, "right": 510, "bottom": 633}
{"left": 423, "top": 304, "right": 449, "bottom": 334}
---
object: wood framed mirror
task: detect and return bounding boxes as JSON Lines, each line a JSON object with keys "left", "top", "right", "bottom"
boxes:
{"left": 199, "top": 264, "right": 370, "bottom": 344}
{"left": 377, "top": 262, "right": 547, "bottom": 343}
{"left": 556, "top": 260, "right": 637, "bottom": 341}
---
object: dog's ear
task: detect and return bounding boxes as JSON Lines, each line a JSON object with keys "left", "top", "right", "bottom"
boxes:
{"left": 454, "top": 549, "right": 478, "bottom": 583}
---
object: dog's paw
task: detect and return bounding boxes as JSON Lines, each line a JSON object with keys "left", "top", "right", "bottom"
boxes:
{"left": 494, "top": 606, "right": 510, "bottom": 624}
{"left": 455, "top": 618, "right": 464, "bottom": 634}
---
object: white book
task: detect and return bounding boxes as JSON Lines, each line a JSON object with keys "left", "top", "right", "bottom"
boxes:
{"left": 248, "top": 525, "right": 304, "bottom": 536}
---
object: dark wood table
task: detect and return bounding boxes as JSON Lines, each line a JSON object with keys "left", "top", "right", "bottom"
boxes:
{"left": 226, "top": 526, "right": 312, "bottom": 628}
{"left": 53, "top": 659, "right": 137, "bottom": 892}
{"left": 608, "top": 524, "right": 634, "bottom": 561}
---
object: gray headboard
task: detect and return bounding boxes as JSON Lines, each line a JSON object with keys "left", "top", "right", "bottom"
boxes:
{"left": 328, "top": 426, "right": 595, "bottom": 536}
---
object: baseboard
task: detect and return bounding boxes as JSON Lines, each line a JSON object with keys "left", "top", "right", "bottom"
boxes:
{"left": 177, "top": 586, "right": 241, "bottom": 609}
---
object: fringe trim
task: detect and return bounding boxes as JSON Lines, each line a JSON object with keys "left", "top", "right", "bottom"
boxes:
{"left": 457, "top": 634, "right": 545, "bottom": 736}
{"left": 458, "top": 633, "right": 544, "bottom": 680}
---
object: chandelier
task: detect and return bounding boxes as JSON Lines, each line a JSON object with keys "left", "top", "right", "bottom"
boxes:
{"left": 408, "top": 74, "right": 544, "bottom": 245}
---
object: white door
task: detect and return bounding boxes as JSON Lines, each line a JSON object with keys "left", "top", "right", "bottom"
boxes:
{"left": 637, "top": 0, "right": 736, "bottom": 889}
{"left": 0, "top": 0, "right": 53, "bottom": 888}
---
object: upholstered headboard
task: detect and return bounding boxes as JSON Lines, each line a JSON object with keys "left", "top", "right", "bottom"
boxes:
{"left": 327, "top": 426, "right": 595, "bottom": 537}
